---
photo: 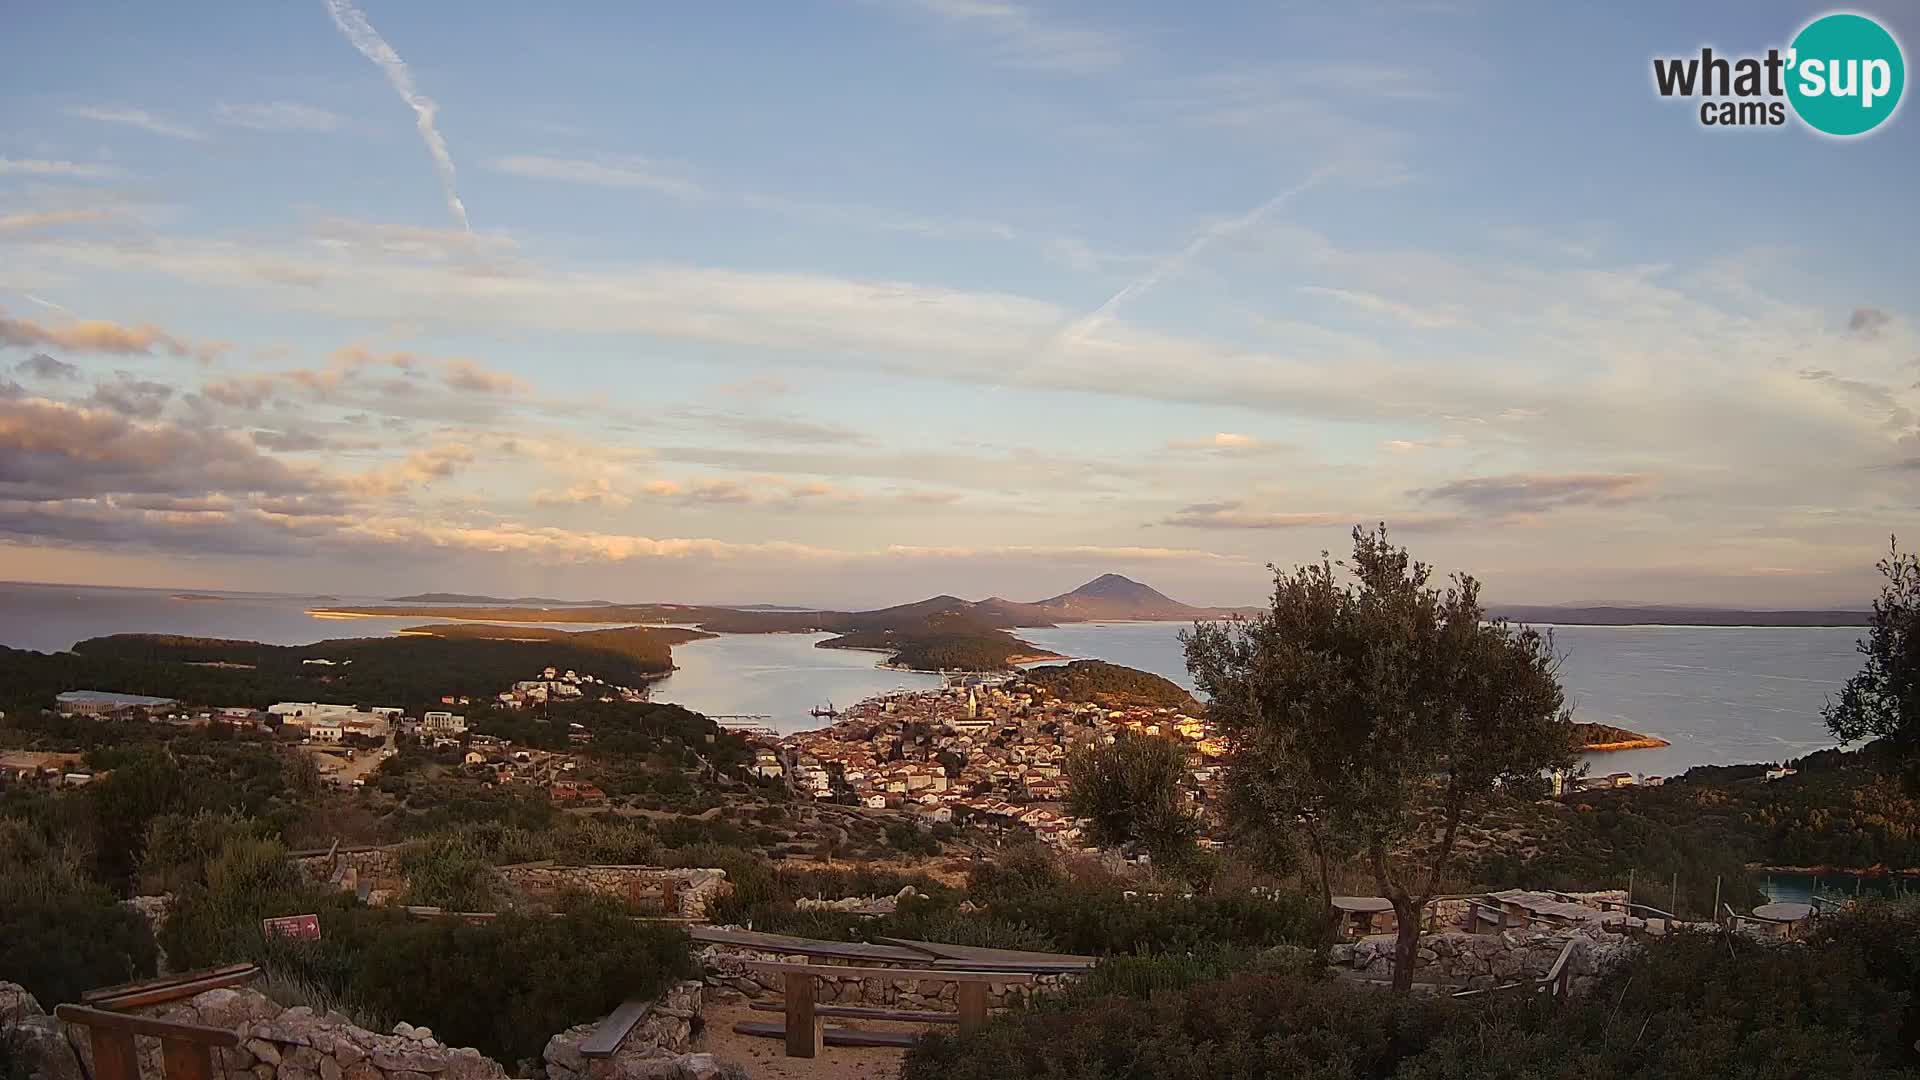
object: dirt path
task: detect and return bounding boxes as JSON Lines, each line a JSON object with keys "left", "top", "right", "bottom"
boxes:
{"left": 696, "top": 1000, "right": 923, "bottom": 1080}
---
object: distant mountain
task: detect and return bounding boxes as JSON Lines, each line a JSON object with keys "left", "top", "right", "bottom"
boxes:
{"left": 1491, "top": 605, "right": 1868, "bottom": 628}
{"left": 388, "top": 593, "right": 614, "bottom": 606}
{"left": 1025, "top": 573, "right": 1243, "bottom": 621}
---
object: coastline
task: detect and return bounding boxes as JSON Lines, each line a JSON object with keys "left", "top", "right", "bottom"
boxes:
{"left": 1581, "top": 736, "right": 1672, "bottom": 752}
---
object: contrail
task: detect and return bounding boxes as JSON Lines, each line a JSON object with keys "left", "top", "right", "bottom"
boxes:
{"left": 1052, "top": 165, "right": 1335, "bottom": 349}
{"left": 322, "top": 0, "right": 471, "bottom": 232}
{"left": 21, "top": 292, "right": 76, "bottom": 315}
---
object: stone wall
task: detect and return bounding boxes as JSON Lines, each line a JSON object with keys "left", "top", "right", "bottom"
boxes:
{"left": 290, "top": 846, "right": 408, "bottom": 907}
{"left": 494, "top": 865, "right": 729, "bottom": 922}
{"left": 695, "top": 942, "right": 1077, "bottom": 1012}
{"left": 287, "top": 847, "right": 729, "bottom": 920}
{"left": 1327, "top": 925, "right": 1630, "bottom": 995}
{"left": 1, "top": 984, "right": 504, "bottom": 1080}
{"left": 543, "top": 983, "right": 733, "bottom": 1080}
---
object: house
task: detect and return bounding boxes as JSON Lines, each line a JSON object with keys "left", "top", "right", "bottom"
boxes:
{"left": 864, "top": 794, "right": 889, "bottom": 809}
{"left": 269, "top": 702, "right": 358, "bottom": 719}
{"left": 464, "top": 750, "right": 486, "bottom": 765}
{"left": 307, "top": 720, "right": 345, "bottom": 743}
{"left": 422, "top": 711, "right": 467, "bottom": 735}
{"left": 750, "top": 749, "right": 785, "bottom": 780}
{"left": 1764, "top": 766, "right": 1798, "bottom": 782}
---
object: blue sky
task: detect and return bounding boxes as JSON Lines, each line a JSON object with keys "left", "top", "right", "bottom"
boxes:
{"left": 2, "top": 1, "right": 1916, "bottom": 607}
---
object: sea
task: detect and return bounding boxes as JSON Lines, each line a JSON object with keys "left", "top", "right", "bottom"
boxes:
{"left": 0, "top": 581, "right": 1868, "bottom": 777}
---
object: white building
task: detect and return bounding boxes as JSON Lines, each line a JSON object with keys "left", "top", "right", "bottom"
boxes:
{"left": 270, "top": 702, "right": 358, "bottom": 720}
{"left": 308, "top": 720, "right": 345, "bottom": 743}
{"left": 422, "top": 711, "right": 467, "bottom": 735}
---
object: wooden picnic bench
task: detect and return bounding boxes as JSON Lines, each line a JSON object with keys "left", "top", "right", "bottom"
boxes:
{"left": 738, "top": 961, "right": 1036, "bottom": 1058}
{"left": 56, "top": 1005, "right": 239, "bottom": 1080}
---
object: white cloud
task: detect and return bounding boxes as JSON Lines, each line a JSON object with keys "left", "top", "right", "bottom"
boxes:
{"left": 215, "top": 101, "right": 344, "bottom": 132}
{"left": 490, "top": 155, "right": 705, "bottom": 200}
{"left": 887, "top": 0, "right": 1130, "bottom": 73}
{"left": 0, "top": 158, "right": 121, "bottom": 179}
{"left": 63, "top": 106, "right": 206, "bottom": 141}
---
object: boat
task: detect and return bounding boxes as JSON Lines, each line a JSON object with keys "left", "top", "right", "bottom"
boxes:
{"left": 809, "top": 700, "right": 838, "bottom": 718}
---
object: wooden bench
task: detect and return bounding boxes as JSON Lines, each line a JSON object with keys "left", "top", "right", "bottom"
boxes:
{"left": 576, "top": 998, "right": 654, "bottom": 1059}
{"left": 747, "top": 1002, "right": 958, "bottom": 1024}
{"left": 739, "top": 962, "right": 1036, "bottom": 1058}
{"left": 56, "top": 1005, "right": 239, "bottom": 1080}
{"left": 82, "top": 964, "right": 261, "bottom": 1011}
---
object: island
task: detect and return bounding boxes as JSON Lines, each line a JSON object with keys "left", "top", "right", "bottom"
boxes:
{"left": 1573, "top": 721, "right": 1671, "bottom": 751}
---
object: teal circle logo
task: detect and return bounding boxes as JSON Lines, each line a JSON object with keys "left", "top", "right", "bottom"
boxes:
{"left": 1787, "top": 13, "right": 1905, "bottom": 136}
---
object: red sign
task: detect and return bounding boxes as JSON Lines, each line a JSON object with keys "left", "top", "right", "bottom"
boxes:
{"left": 262, "top": 914, "right": 322, "bottom": 941}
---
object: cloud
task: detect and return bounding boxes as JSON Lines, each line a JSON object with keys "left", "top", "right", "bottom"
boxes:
{"left": 1299, "top": 285, "right": 1466, "bottom": 329}
{"left": 0, "top": 209, "right": 120, "bottom": 234}
{"left": 1847, "top": 307, "right": 1891, "bottom": 338}
{"left": 251, "top": 428, "right": 334, "bottom": 452}
{"left": 63, "top": 105, "right": 206, "bottom": 140}
{"left": 490, "top": 155, "right": 705, "bottom": 200}
{"left": 0, "top": 396, "right": 317, "bottom": 503}
{"left": 322, "top": 0, "right": 471, "bottom": 230}
{"left": 1381, "top": 435, "right": 1466, "bottom": 453}
{"left": 1417, "top": 472, "right": 1649, "bottom": 514}
{"left": 886, "top": 0, "right": 1130, "bottom": 73}
{"left": 344, "top": 442, "right": 476, "bottom": 497}
{"left": 215, "top": 101, "right": 344, "bottom": 132}
{"left": 1161, "top": 502, "right": 1464, "bottom": 531}
{"left": 15, "top": 354, "right": 81, "bottom": 381}
{"left": 533, "top": 475, "right": 632, "bottom": 509}
{"left": 87, "top": 375, "right": 175, "bottom": 419}
{"left": 0, "top": 158, "right": 120, "bottom": 179}
{"left": 442, "top": 358, "right": 529, "bottom": 394}
{"left": 312, "top": 218, "right": 516, "bottom": 263}
{"left": 0, "top": 309, "right": 218, "bottom": 360}
{"left": 1163, "top": 432, "right": 1289, "bottom": 456}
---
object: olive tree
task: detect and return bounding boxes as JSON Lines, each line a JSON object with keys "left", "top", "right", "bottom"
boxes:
{"left": 1825, "top": 537, "right": 1920, "bottom": 786}
{"left": 1184, "top": 526, "right": 1574, "bottom": 990}
{"left": 1064, "top": 729, "right": 1198, "bottom": 869}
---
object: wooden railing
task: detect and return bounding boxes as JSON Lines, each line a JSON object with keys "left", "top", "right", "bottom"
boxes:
{"left": 55, "top": 1005, "right": 238, "bottom": 1080}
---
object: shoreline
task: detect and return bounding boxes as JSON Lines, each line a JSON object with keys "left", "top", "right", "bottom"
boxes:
{"left": 1581, "top": 737, "right": 1672, "bottom": 752}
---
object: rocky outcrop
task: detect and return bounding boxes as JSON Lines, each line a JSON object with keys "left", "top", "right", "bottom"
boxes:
{"left": 1, "top": 983, "right": 88, "bottom": 1080}
{"left": 695, "top": 941, "right": 1075, "bottom": 1012}
{"left": 542, "top": 983, "right": 737, "bottom": 1080}
{"left": 1327, "top": 925, "right": 1631, "bottom": 995}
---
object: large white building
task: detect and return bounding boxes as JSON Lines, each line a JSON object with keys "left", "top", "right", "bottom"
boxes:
{"left": 422, "top": 711, "right": 467, "bottom": 735}
{"left": 269, "top": 702, "right": 359, "bottom": 719}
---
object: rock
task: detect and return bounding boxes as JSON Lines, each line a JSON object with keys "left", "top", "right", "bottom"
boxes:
{"left": 372, "top": 1047, "right": 451, "bottom": 1073}
{"left": 253, "top": 1065, "right": 277, "bottom": 1080}
{"left": 413, "top": 1027, "right": 434, "bottom": 1041}
{"left": 321, "top": 1054, "right": 344, "bottom": 1080}
{"left": 284, "top": 1044, "right": 323, "bottom": 1070}
{"left": 246, "top": 1039, "right": 283, "bottom": 1065}
{"left": 281, "top": 1065, "right": 321, "bottom": 1080}
{"left": 674, "top": 1054, "right": 723, "bottom": 1080}
{"left": 0, "top": 982, "right": 44, "bottom": 1023}
{"left": 342, "top": 1061, "right": 382, "bottom": 1080}
{"left": 333, "top": 1038, "right": 366, "bottom": 1068}
{"left": 6, "top": 1015, "right": 86, "bottom": 1080}
{"left": 394, "top": 1022, "right": 417, "bottom": 1038}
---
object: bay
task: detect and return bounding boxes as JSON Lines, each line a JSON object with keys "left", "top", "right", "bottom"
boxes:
{"left": 0, "top": 583, "right": 1869, "bottom": 773}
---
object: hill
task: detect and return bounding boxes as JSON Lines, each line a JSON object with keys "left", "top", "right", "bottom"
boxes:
{"left": 1027, "top": 573, "right": 1221, "bottom": 620}
{"left": 1020, "top": 659, "right": 1199, "bottom": 710}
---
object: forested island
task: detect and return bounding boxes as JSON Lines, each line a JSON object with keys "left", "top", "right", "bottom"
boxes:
{"left": 1572, "top": 721, "right": 1671, "bottom": 751}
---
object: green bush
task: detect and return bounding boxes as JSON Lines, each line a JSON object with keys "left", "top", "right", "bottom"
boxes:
{"left": 0, "top": 833, "right": 157, "bottom": 1006}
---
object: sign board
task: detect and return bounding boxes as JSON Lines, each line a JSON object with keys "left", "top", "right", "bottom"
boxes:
{"left": 262, "top": 914, "right": 322, "bottom": 941}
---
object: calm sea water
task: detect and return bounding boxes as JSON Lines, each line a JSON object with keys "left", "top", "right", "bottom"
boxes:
{"left": 0, "top": 582, "right": 1867, "bottom": 771}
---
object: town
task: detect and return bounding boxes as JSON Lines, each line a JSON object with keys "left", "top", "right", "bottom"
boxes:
{"left": 770, "top": 674, "right": 1224, "bottom": 849}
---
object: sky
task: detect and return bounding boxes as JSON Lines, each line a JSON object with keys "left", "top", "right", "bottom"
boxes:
{"left": 1, "top": 1, "right": 1917, "bottom": 609}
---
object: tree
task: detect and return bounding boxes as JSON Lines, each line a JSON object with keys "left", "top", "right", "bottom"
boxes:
{"left": 1065, "top": 730, "right": 1199, "bottom": 870}
{"left": 1184, "top": 526, "right": 1574, "bottom": 990}
{"left": 1825, "top": 537, "right": 1920, "bottom": 787}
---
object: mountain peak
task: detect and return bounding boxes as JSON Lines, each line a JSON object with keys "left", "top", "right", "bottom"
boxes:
{"left": 1066, "top": 573, "right": 1163, "bottom": 599}
{"left": 1030, "top": 573, "right": 1196, "bottom": 618}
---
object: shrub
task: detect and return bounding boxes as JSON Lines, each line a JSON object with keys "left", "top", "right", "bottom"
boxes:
{"left": 0, "top": 839, "right": 156, "bottom": 1006}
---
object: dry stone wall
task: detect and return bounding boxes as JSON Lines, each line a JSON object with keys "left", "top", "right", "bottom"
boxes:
{"left": 1327, "top": 925, "right": 1630, "bottom": 994}
{"left": 695, "top": 941, "right": 1076, "bottom": 1012}
{"left": 287, "top": 846, "right": 729, "bottom": 920}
